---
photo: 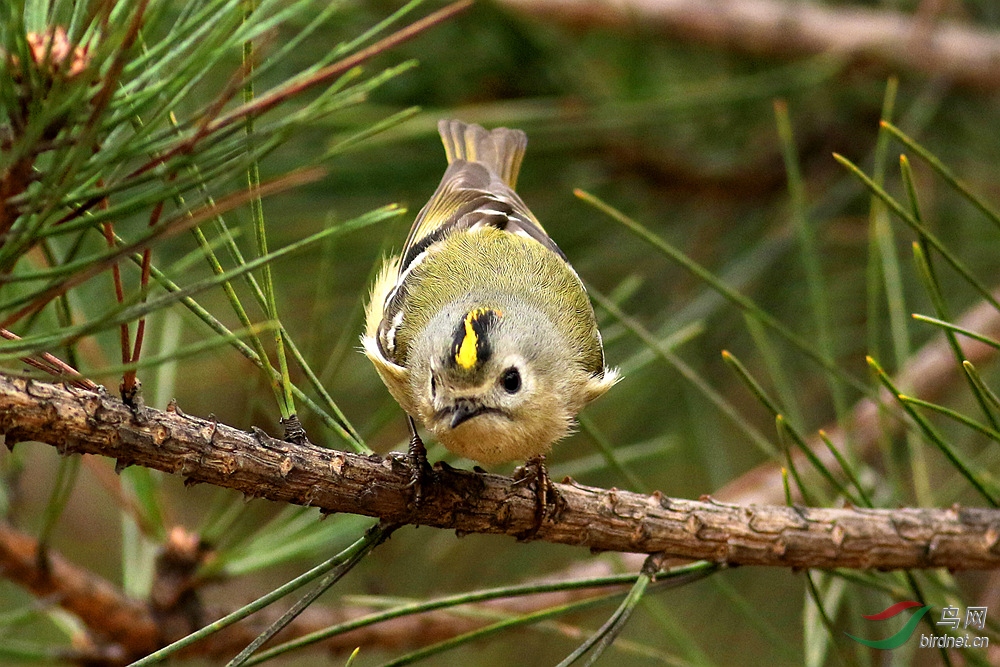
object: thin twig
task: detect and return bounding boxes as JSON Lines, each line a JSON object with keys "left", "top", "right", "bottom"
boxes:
{"left": 0, "top": 328, "right": 96, "bottom": 390}
{"left": 0, "top": 167, "right": 324, "bottom": 332}
{"left": 121, "top": 0, "right": 473, "bottom": 190}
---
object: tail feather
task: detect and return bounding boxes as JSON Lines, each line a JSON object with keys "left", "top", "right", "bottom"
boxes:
{"left": 438, "top": 119, "right": 527, "bottom": 188}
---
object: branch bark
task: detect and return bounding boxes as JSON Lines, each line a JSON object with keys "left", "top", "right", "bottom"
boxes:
{"left": 499, "top": 0, "right": 1000, "bottom": 90}
{"left": 1, "top": 373, "right": 998, "bottom": 570}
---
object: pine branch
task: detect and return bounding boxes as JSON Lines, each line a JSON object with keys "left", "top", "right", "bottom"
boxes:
{"left": 1, "top": 373, "right": 997, "bottom": 571}
{"left": 499, "top": 0, "right": 1000, "bottom": 90}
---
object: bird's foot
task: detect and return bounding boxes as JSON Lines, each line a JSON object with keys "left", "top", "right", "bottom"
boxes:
{"left": 512, "top": 455, "right": 563, "bottom": 539}
{"left": 405, "top": 417, "right": 435, "bottom": 510}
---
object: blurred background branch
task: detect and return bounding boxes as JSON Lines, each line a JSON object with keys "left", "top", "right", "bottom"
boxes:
{"left": 501, "top": 0, "right": 1000, "bottom": 90}
{"left": 717, "top": 288, "right": 1000, "bottom": 505}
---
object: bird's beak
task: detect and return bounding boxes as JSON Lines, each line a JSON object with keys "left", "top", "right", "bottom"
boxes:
{"left": 448, "top": 399, "right": 487, "bottom": 429}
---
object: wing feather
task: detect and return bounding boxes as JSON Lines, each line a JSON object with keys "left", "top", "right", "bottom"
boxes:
{"left": 370, "top": 120, "right": 571, "bottom": 366}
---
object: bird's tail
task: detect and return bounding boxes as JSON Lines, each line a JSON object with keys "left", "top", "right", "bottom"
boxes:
{"left": 438, "top": 119, "right": 527, "bottom": 188}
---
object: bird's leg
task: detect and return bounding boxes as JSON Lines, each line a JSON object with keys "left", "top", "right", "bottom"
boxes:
{"left": 406, "top": 416, "right": 433, "bottom": 508}
{"left": 513, "top": 454, "right": 562, "bottom": 539}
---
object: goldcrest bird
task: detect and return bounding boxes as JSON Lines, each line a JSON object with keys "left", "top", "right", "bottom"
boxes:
{"left": 362, "top": 119, "right": 618, "bottom": 510}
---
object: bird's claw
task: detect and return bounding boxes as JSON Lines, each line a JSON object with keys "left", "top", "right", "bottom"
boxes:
{"left": 405, "top": 416, "right": 435, "bottom": 509}
{"left": 513, "top": 455, "right": 562, "bottom": 539}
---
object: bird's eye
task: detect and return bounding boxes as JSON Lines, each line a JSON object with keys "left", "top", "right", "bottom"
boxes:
{"left": 501, "top": 367, "right": 521, "bottom": 394}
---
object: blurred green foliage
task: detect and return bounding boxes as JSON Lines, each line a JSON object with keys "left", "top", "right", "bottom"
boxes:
{"left": 5, "top": 0, "right": 1000, "bottom": 665}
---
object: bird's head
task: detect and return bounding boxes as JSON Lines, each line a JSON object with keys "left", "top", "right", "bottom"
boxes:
{"left": 408, "top": 303, "right": 603, "bottom": 465}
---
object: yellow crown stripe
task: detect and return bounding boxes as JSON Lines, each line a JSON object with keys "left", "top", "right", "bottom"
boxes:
{"left": 455, "top": 313, "right": 479, "bottom": 369}
{"left": 454, "top": 308, "right": 500, "bottom": 370}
